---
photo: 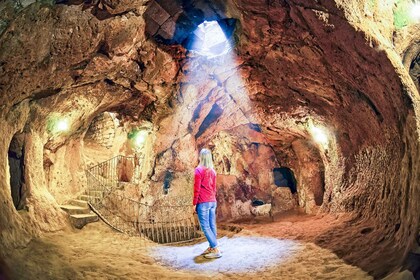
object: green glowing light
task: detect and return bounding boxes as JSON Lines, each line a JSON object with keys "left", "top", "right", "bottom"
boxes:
{"left": 47, "top": 117, "right": 70, "bottom": 134}
{"left": 56, "top": 119, "right": 69, "bottom": 132}
{"left": 128, "top": 129, "right": 148, "bottom": 147}
{"left": 134, "top": 133, "right": 146, "bottom": 146}
{"left": 393, "top": 0, "right": 416, "bottom": 29}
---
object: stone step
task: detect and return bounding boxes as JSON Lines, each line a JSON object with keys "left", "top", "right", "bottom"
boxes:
{"left": 69, "top": 199, "right": 89, "bottom": 208}
{"left": 85, "top": 190, "right": 104, "bottom": 198}
{"left": 60, "top": 205, "right": 91, "bottom": 215}
{"left": 79, "top": 195, "right": 101, "bottom": 202}
{"left": 69, "top": 213, "right": 99, "bottom": 229}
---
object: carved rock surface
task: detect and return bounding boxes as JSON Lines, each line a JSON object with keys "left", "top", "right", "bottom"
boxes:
{"left": 0, "top": 0, "right": 419, "bottom": 278}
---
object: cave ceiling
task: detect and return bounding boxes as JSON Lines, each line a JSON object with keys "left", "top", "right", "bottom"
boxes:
{"left": 0, "top": 0, "right": 411, "bottom": 154}
{"left": 1, "top": 1, "right": 420, "bottom": 277}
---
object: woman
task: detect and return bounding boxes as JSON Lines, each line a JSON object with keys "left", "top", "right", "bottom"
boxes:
{"left": 193, "top": 148, "right": 222, "bottom": 259}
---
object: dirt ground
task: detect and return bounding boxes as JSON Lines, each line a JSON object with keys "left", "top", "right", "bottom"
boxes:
{"left": 2, "top": 210, "right": 374, "bottom": 280}
{"left": 229, "top": 209, "right": 349, "bottom": 242}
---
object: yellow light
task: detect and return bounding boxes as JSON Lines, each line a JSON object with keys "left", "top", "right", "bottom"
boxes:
{"left": 55, "top": 119, "right": 69, "bottom": 132}
{"left": 411, "top": 3, "right": 420, "bottom": 20}
{"left": 309, "top": 126, "right": 329, "bottom": 147}
{"left": 134, "top": 131, "right": 147, "bottom": 147}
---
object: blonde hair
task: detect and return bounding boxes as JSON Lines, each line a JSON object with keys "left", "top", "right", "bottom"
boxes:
{"left": 199, "top": 148, "right": 214, "bottom": 169}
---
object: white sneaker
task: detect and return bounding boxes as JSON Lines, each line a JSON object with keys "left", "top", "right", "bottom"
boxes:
{"left": 201, "top": 247, "right": 212, "bottom": 255}
{"left": 204, "top": 247, "right": 222, "bottom": 259}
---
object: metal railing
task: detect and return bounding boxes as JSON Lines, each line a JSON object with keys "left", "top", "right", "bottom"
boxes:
{"left": 87, "top": 155, "right": 142, "bottom": 187}
{"left": 85, "top": 155, "right": 200, "bottom": 244}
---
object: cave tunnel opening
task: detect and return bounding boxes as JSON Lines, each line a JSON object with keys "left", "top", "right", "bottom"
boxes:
{"left": 8, "top": 133, "right": 25, "bottom": 210}
{"left": 314, "top": 169, "right": 325, "bottom": 207}
{"left": 409, "top": 52, "right": 420, "bottom": 91}
{"left": 273, "top": 167, "right": 297, "bottom": 194}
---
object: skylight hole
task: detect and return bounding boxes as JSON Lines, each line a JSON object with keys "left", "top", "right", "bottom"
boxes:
{"left": 184, "top": 19, "right": 236, "bottom": 58}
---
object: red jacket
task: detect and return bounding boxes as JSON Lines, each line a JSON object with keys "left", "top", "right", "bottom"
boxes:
{"left": 193, "top": 166, "right": 217, "bottom": 205}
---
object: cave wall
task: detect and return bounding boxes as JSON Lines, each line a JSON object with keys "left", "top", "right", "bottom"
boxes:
{"left": 0, "top": 0, "right": 419, "bottom": 277}
{"left": 228, "top": 1, "right": 420, "bottom": 275}
{"left": 0, "top": 1, "right": 160, "bottom": 253}
{"left": 291, "top": 139, "right": 325, "bottom": 213}
{"left": 84, "top": 112, "right": 118, "bottom": 148}
{"left": 138, "top": 0, "right": 420, "bottom": 276}
{"left": 0, "top": 100, "right": 70, "bottom": 252}
{"left": 44, "top": 138, "right": 85, "bottom": 204}
{"left": 144, "top": 54, "right": 303, "bottom": 220}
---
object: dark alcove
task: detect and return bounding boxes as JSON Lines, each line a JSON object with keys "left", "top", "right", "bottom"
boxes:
{"left": 273, "top": 167, "right": 297, "bottom": 194}
{"left": 8, "top": 133, "right": 25, "bottom": 210}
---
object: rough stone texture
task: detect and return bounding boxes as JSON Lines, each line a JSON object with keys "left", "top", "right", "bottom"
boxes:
{"left": 84, "top": 112, "right": 118, "bottom": 148}
{"left": 250, "top": 203, "right": 272, "bottom": 216}
{"left": 0, "top": 0, "right": 419, "bottom": 278}
{"left": 272, "top": 187, "right": 298, "bottom": 214}
{"left": 394, "top": 24, "right": 420, "bottom": 93}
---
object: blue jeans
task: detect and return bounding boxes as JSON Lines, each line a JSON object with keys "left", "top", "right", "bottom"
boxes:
{"left": 196, "top": 202, "right": 218, "bottom": 248}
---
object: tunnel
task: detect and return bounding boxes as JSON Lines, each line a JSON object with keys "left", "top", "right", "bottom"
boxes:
{"left": 0, "top": 0, "right": 419, "bottom": 279}
{"left": 7, "top": 133, "right": 26, "bottom": 211}
{"left": 273, "top": 167, "right": 298, "bottom": 194}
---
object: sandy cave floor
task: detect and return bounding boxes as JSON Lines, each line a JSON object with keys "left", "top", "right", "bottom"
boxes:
{"left": 5, "top": 211, "right": 373, "bottom": 280}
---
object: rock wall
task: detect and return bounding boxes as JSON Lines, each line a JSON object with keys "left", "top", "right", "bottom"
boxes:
{"left": 0, "top": 0, "right": 419, "bottom": 277}
{"left": 0, "top": 1, "right": 159, "bottom": 253}
{"left": 127, "top": 0, "right": 420, "bottom": 276}
{"left": 84, "top": 112, "right": 118, "bottom": 148}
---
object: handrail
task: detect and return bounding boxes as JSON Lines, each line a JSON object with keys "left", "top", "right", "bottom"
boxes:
{"left": 84, "top": 155, "right": 199, "bottom": 244}
{"left": 88, "top": 202, "right": 125, "bottom": 233}
{"left": 123, "top": 196, "right": 192, "bottom": 208}
{"left": 88, "top": 155, "right": 121, "bottom": 171}
{"left": 85, "top": 169, "right": 110, "bottom": 192}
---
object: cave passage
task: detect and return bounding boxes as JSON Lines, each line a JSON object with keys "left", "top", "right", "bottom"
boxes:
{"left": 1, "top": 0, "right": 420, "bottom": 279}
{"left": 273, "top": 167, "right": 297, "bottom": 194}
{"left": 8, "top": 134, "right": 25, "bottom": 210}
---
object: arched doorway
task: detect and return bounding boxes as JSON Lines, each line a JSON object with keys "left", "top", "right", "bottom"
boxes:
{"left": 8, "top": 133, "right": 25, "bottom": 210}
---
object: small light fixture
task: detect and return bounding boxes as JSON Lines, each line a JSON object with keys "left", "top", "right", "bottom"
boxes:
{"left": 308, "top": 124, "right": 329, "bottom": 148}
{"left": 131, "top": 130, "right": 148, "bottom": 148}
{"left": 411, "top": 2, "right": 420, "bottom": 20}
{"left": 48, "top": 117, "right": 70, "bottom": 134}
{"left": 55, "top": 119, "right": 69, "bottom": 132}
{"left": 134, "top": 133, "right": 146, "bottom": 146}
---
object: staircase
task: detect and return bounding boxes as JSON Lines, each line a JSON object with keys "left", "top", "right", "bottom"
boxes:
{"left": 60, "top": 156, "right": 130, "bottom": 229}
{"left": 60, "top": 197, "right": 99, "bottom": 229}
{"left": 59, "top": 155, "right": 200, "bottom": 244}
